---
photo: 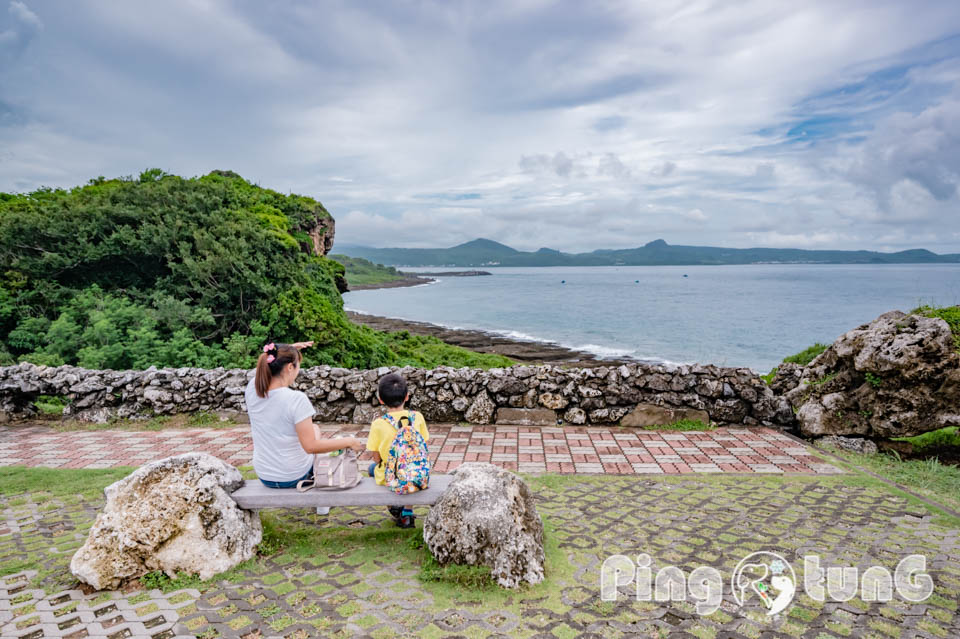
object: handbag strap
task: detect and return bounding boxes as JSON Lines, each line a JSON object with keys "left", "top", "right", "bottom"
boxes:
{"left": 296, "top": 474, "right": 361, "bottom": 491}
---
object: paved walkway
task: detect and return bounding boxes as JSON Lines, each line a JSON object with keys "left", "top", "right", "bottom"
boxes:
{"left": 0, "top": 423, "right": 842, "bottom": 474}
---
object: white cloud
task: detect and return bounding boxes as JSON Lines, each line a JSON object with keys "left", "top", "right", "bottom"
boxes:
{"left": 1, "top": 1, "right": 960, "bottom": 253}
{"left": 9, "top": 1, "right": 41, "bottom": 29}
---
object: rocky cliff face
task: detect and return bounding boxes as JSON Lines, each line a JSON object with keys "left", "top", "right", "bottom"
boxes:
{"left": 778, "top": 310, "right": 960, "bottom": 438}
{"left": 306, "top": 216, "right": 335, "bottom": 256}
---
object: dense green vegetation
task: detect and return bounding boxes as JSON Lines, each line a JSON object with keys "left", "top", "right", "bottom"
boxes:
{"left": 0, "top": 171, "right": 512, "bottom": 370}
{"left": 330, "top": 254, "right": 409, "bottom": 288}
{"left": 895, "top": 427, "right": 960, "bottom": 451}
{"left": 342, "top": 237, "right": 960, "bottom": 267}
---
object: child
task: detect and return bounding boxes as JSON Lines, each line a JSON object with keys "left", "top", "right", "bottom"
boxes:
{"left": 366, "top": 372, "right": 430, "bottom": 528}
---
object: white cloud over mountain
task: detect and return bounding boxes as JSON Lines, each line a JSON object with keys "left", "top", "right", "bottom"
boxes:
{"left": 1, "top": 0, "right": 959, "bottom": 252}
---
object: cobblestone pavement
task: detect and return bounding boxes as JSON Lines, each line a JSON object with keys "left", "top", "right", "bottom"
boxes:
{"left": 0, "top": 424, "right": 842, "bottom": 474}
{"left": 1, "top": 474, "right": 958, "bottom": 638}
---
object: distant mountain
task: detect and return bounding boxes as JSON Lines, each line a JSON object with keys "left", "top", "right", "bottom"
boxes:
{"left": 335, "top": 238, "right": 960, "bottom": 267}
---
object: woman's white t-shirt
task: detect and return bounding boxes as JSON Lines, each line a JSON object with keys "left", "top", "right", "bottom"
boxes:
{"left": 245, "top": 377, "right": 316, "bottom": 482}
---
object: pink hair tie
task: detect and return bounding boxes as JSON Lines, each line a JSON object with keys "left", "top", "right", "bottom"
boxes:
{"left": 266, "top": 355, "right": 275, "bottom": 363}
{"left": 262, "top": 342, "right": 275, "bottom": 354}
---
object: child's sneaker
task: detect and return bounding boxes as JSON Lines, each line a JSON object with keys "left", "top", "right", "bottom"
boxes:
{"left": 397, "top": 508, "right": 415, "bottom": 529}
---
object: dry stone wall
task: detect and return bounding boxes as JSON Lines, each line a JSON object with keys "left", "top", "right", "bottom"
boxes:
{"left": 0, "top": 361, "right": 796, "bottom": 428}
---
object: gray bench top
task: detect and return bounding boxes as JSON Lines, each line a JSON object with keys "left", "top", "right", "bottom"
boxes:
{"left": 230, "top": 475, "right": 453, "bottom": 509}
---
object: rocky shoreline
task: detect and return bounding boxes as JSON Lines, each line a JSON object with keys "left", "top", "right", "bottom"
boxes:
{"left": 346, "top": 276, "right": 434, "bottom": 291}
{"left": 347, "top": 269, "right": 491, "bottom": 291}
{"left": 346, "top": 311, "right": 630, "bottom": 366}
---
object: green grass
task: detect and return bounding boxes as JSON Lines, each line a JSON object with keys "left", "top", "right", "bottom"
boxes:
{"left": 894, "top": 427, "right": 960, "bottom": 451}
{"left": 33, "top": 395, "right": 68, "bottom": 415}
{"left": 50, "top": 413, "right": 239, "bottom": 432}
{"left": 912, "top": 304, "right": 960, "bottom": 351}
{"left": 0, "top": 466, "right": 136, "bottom": 500}
{"left": 762, "top": 342, "right": 830, "bottom": 384}
{"left": 824, "top": 449, "right": 960, "bottom": 515}
{"left": 783, "top": 343, "right": 829, "bottom": 366}
{"left": 643, "top": 418, "right": 714, "bottom": 432}
{"left": 330, "top": 254, "right": 410, "bottom": 288}
{"left": 139, "top": 570, "right": 205, "bottom": 593}
{"left": 382, "top": 331, "right": 515, "bottom": 369}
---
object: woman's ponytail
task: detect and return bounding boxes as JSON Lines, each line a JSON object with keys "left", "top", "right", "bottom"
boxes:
{"left": 254, "top": 342, "right": 302, "bottom": 398}
{"left": 255, "top": 352, "right": 273, "bottom": 398}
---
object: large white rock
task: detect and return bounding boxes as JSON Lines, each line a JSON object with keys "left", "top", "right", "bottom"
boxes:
{"left": 423, "top": 462, "right": 544, "bottom": 589}
{"left": 70, "top": 453, "right": 261, "bottom": 590}
{"left": 785, "top": 310, "right": 960, "bottom": 438}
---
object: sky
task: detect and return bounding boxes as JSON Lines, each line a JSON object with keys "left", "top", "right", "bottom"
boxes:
{"left": 1, "top": 1, "right": 960, "bottom": 253}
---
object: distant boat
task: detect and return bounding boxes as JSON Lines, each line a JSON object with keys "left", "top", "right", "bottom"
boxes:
{"left": 561, "top": 280, "right": 566, "bottom": 284}
{"left": 683, "top": 274, "right": 688, "bottom": 278}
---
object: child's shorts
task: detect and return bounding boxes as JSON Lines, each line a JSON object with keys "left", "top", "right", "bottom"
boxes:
{"left": 368, "top": 462, "right": 377, "bottom": 478}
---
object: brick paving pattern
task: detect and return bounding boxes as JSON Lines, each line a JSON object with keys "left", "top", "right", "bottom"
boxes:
{"left": 3, "top": 474, "right": 957, "bottom": 638}
{"left": 0, "top": 424, "right": 841, "bottom": 474}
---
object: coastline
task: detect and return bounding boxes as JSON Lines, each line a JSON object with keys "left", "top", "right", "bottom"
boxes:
{"left": 347, "top": 276, "right": 434, "bottom": 291}
{"left": 345, "top": 270, "right": 489, "bottom": 291}
{"left": 346, "top": 310, "right": 631, "bottom": 366}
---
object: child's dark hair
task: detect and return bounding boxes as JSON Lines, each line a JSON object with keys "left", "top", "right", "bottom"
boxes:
{"left": 377, "top": 373, "right": 408, "bottom": 408}
{"left": 254, "top": 343, "right": 301, "bottom": 398}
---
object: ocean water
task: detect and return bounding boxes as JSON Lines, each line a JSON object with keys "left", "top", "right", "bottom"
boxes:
{"left": 343, "top": 264, "right": 960, "bottom": 372}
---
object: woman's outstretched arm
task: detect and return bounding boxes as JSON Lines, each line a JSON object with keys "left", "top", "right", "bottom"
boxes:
{"left": 295, "top": 418, "right": 365, "bottom": 454}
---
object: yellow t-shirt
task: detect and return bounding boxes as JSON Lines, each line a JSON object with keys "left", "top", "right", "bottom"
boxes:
{"left": 366, "top": 409, "right": 429, "bottom": 485}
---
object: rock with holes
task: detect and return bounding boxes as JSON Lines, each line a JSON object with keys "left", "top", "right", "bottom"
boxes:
{"left": 423, "top": 462, "right": 544, "bottom": 589}
{"left": 786, "top": 310, "right": 960, "bottom": 438}
{"left": 70, "top": 453, "right": 261, "bottom": 590}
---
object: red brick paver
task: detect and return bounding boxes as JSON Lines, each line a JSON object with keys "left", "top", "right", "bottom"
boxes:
{"left": 0, "top": 424, "right": 842, "bottom": 474}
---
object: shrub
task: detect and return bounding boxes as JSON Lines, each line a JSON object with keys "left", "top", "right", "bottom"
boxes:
{"left": 0, "top": 171, "right": 510, "bottom": 371}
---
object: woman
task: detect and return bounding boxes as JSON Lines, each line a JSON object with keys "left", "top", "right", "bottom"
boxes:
{"left": 245, "top": 341, "right": 365, "bottom": 500}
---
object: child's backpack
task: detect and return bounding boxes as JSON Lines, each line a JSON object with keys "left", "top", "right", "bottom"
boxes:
{"left": 381, "top": 411, "right": 431, "bottom": 495}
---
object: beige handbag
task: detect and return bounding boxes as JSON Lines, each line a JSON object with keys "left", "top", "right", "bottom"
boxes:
{"left": 296, "top": 447, "right": 361, "bottom": 491}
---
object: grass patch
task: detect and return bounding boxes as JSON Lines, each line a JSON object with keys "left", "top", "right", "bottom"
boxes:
{"left": 824, "top": 449, "right": 960, "bottom": 517}
{"left": 762, "top": 342, "right": 830, "bottom": 384}
{"left": 912, "top": 304, "right": 960, "bottom": 352}
{"left": 139, "top": 570, "right": 205, "bottom": 593}
{"left": 893, "top": 427, "right": 960, "bottom": 451}
{"left": 50, "top": 412, "right": 239, "bottom": 432}
{"left": 0, "top": 466, "right": 136, "bottom": 500}
{"left": 331, "top": 254, "right": 409, "bottom": 288}
{"left": 382, "top": 331, "right": 515, "bottom": 369}
{"left": 33, "top": 395, "right": 68, "bottom": 415}
{"left": 644, "top": 418, "right": 714, "bottom": 432}
{"left": 784, "top": 343, "right": 829, "bottom": 366}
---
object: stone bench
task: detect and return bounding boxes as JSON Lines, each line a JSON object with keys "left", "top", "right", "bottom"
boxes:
{"left": 230, "top": 474, "right": 454, "bottom": 510}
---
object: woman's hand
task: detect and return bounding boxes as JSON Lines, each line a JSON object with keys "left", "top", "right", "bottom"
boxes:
{"left": 347, "top": 438, "right": 366, "bottom": 453}
{"left": 291, "top": 340, "right": 314, "bottom": 350}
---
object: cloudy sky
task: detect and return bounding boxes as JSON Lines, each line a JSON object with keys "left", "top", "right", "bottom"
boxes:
{"left": 2, "top": 1, "right": 960, "bottom": 253}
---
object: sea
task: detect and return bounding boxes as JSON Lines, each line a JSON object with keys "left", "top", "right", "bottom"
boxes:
{"left": 342, "top": 264, "right": 960, "bottom": 373}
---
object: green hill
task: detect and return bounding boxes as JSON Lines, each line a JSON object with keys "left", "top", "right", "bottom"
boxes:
{"left": 339, "top": 238, "right": 960, "bottom": 267}
{"left": 0, "top": 170, "right": 511, "bottom": 370}
{"left": 330, "top": 255, "right": 409, "bottom": 288}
